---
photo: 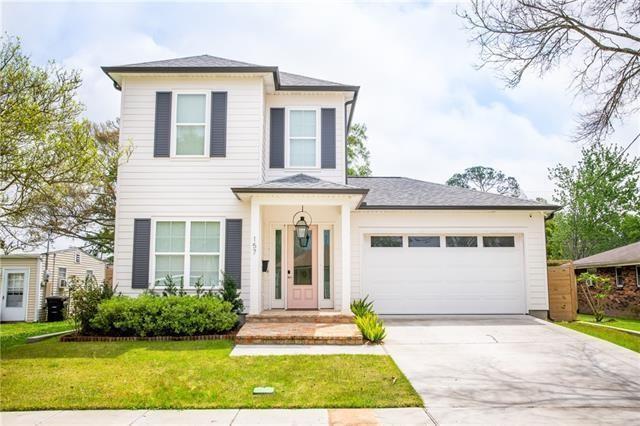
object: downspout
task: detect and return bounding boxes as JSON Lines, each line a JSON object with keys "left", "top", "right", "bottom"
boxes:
{"left": 344, "top": 89, "right": 359, "bottom": 184}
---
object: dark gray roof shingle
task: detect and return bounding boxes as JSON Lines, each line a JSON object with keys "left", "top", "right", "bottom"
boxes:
{"left": 232, "top": 174, "right": 368, "bottom": 194}
{"left": 102, "top": 54, "right": 358, "bottom": 91}
{"left": 109, "top": 54, "right": 261, "bottom": 69}
{"left": 348, "top": 176, "right": 560, "bottom": 210}
{"left": 573, "top": 241, "right": 640, "bottom": 268}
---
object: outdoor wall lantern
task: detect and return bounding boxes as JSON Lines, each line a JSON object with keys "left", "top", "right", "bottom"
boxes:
{"left": 292, "top": 206, "right": 312, "bottom": 248}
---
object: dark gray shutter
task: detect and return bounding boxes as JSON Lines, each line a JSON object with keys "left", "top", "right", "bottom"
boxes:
{"left": 131, "top": 219, "right": 151, "bottom": 289}
{"left": 321, "top": 108, "right": 336, "bottom": 168}
{"left": 225, "top": 219, "right": 242, "bottom": 288}
{"left": 154, "top": 92, "right": 171, "bottom": 157}
{"left": 269, "top": 108, "right": 285, "bottom": 168}
{"left": 210, "top": 92, "right": 227, "bottom": 157}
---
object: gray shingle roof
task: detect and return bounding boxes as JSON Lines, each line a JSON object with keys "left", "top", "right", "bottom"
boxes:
{"left": 573, "top": 241, "right": 640, "bottom": 268}
{"left": 348, "top": 176, "right": 560, "bottom": 210}
{"left": 232, "top": 174, "right": 368, "bottom": 195}
{"left": 102, "top": 54, "right": 358, "bottom": 91}
{"left": 108, "top": 54, "right": 261, "bottom": 69}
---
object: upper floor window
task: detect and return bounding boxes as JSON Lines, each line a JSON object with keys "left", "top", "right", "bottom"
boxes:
{"left": 288, "top": 109, "right": 318, "bottom": 167}
{"left": 176, "top": 94, "right": 207, "bottom": 156}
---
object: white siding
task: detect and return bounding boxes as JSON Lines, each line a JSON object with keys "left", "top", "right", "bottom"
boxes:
{"left": 350, "top": 210, "right": 550, "bottom": 311}
{"left": 114, "top": 76, "right": 263, "bottom": 310}
{"left": 43, "top": 248, "right": 107, "bottom": 297}
{"left": 264, "top": 92, "right": 347, "bottom": 184}
{"left": 0, "top": 256, "right": 41, "bottom": 322}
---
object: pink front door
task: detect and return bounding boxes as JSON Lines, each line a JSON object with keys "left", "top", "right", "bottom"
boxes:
{"left": 287, "top": 225, "right": 318, "bottom": 309}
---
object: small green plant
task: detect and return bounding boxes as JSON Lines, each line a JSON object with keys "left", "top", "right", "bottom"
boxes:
{"left": 161, "top": 275, "right": 178, "bottom": 296}
{"left": 193, "top": 276, "right": 206, "bottom": 297}
{"left": 577, "top": 272, "right": 613, "bottom": 322}
{"left": 350, "top": 296, "right": 374, "bottom": 317}
{"left": 355, "top": 312, "right": 386, "bottom": 343}
{"left": 68, "top": 275, "right": 115, "bottom": 333}
{"left": 218, "top": 272, "right": 244, "bottom": 314}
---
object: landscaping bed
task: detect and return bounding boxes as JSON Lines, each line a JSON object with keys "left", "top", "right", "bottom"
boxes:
{"left": 0, "top": 338, "right": 422, "bottom": 410}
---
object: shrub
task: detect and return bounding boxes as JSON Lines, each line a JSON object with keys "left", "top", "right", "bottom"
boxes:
{"left": 577, "top": 272, "right": 613, "bottom": 322}
{"left": 90, "top": 295, "right": 237, "bottom": 337}
{"left": 355, "top": 312, "right": 387, "bottom": 343}
{"left": 218, "top": 272, "right": 244, "bottom": 314}
{"left": 68, "top": 275, "right": 115, "bottom": 333}
{"left": 350, "top": 296, "right": 374, "bottom": 317}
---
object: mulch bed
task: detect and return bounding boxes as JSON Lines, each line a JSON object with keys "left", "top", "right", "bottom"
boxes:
{"left": 60, "top": 330, "right": 238, "bottom": 342}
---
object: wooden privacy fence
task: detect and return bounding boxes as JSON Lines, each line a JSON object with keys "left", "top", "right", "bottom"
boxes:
{"left": 547, "top": 262, "right": 577, "bottom": 321}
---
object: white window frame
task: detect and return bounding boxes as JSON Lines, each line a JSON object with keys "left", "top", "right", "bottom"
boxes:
{"left": 285, "top": 107, "right": 321, "bottom": 169}
{"left": 149, "top": 217, "right": 225, "bottom": 289}
{"left": 171, "top": 91, "right": 210, "bottom": 158}
{"left": 74, "top": 253, "right": 80, "bottom": 263}
{"left": 86, "top": 270, "right": 94, "bottom": 278}
{"left": 636, "top": 265, "right": 639, "bottom": 288}
{"left": 615, "top": 267, "right": 624, "bottom": 288}
{"left": 58, "top": 267, "right": 67, "bottom": 287}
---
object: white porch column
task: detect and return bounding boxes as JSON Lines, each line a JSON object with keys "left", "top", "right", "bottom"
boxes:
{"left": 340, "top": 202, "right": 351, "bottom": 313}
{"left": 249, "top": 197, "right": 262, "bottom": 315}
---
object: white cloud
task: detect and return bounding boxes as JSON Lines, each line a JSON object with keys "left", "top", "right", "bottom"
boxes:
{"left": 4, "top": 0, "right": 638, "bottom": 205}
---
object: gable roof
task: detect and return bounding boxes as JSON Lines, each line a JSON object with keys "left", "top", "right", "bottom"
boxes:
{"left": 348, "top": 176, "right": 560, "bottom": 210}
{"left": 232, "top": 174, "right": 368, "bottom": 195}
{"left": 573, "top": 241, "right": 640, "bottom": 268}
{"left": 102, "top": 54, "right": 358, "bottom": 92}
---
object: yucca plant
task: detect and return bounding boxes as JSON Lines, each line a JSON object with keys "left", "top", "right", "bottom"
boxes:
{"left": 350, "top": 296, "right": 374, "bottom": 317}
{"left": 355, "top": 312, "right": 387, "bottom": 343}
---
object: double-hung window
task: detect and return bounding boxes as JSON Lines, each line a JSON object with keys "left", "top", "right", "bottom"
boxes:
{"left": 175, "top": 94, "right": 207, "bottom": 156}
{"left": 154, "top": 220, "right": 221, "bottom": 287}
{"left": 288, "top": 109, "right": 318, "bottom": 167}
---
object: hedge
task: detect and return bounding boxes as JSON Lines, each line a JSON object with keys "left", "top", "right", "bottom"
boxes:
{"left": 89, "top": 295, "right": 237, "bottom": 337}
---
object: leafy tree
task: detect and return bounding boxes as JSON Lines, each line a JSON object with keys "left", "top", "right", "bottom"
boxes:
{"left": 548, "top": 142, "right": 640, "bottom": 259}
{"left": 347, "top": 123, "right": 372, "bottom": 177}
{"left": 576, "top": 272, "right": 612, "bottom": 322}
{"left": 0, "top": 36, "right": 126, "bottom": 259}
{"left": 45, "top": 120, "right": 126, "bottom": 260}
{"left": 446, "top": 166, "right": 521, "bottom": 197}
{"left": 458, "top": 0, "right": 640, "bottom": 143}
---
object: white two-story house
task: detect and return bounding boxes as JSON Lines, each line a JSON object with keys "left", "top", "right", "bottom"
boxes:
{"left": 103, "top": 55, "right": 558, "bottom": 317}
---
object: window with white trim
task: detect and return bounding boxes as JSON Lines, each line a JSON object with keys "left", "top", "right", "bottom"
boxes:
{"left": 175, "top": 94, "right": 206, "bottom": 156}
{"left": 288, "top": 109, "right": 318, "bottom": 167}
{"left": 636, "top": 265, "right": 639, "bottom": 288}
{"left": 154, "top": 220, "right": 221, "bottom": 287}
{"left": 58, "top": 267, "right": 67, "bottom": 287}
{"left": 615, "top": 267, "right": 624, "bottom": 288}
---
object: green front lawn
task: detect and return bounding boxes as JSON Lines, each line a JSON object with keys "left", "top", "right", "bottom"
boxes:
{"left": 1, "top": 321, "right": 74, "bottom": 350}
{"left": 0, "top": 339, "right": 422, "bottom": 410}
{"left": 559, "top": 322, "right": 640, "bottom": 353}
{"left": 577, "top": 314, "right": 640, "bottom": 332}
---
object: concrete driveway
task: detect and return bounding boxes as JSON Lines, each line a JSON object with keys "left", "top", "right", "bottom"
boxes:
{"left": 383, "top": 315, "right": 640, "bottom": 425}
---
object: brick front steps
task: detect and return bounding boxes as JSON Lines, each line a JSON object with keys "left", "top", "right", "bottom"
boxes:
{"left": 246, "top": 310, "right": 355, "bottom": 324}
{"left": 236, "top": 311, "right": 363, "bottom": 345}
{"left": 235, "top": 322, "right": 364, "bottom": 345}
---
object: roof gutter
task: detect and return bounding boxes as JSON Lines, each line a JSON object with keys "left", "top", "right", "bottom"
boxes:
{"left": 344, "top": 89, "right": 359, "bottom": 184}
{"left": 101, "top": 65, "right": 359, "bottom": 93}
{"left": 357, "top": 204, "right": 562, "bottom": 211}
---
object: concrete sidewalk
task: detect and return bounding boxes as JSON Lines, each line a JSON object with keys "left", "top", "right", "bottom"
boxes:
{"left": 1, "top": 408, "right": 433, "bottom": 425}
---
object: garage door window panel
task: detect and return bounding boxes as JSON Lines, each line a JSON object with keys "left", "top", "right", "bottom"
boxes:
{"left": 371, "top": 236, "right": 403, "bottom": 247}
{"left": 483, "top": 236, "right": 515, "bottom": 247}
{"left": 446, "top": 236, "right": 478, "bottom": 247}
{"left": 408, "top": 236, "right": 440, "bottom": 247}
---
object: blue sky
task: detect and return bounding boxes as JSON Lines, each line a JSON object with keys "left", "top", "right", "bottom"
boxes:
{"left": 3, "top": 1, "right": 639, "bottom": 205}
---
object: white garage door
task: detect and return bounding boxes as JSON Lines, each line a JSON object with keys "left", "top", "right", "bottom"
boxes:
{"left": 362, "top": 234, "right": 526, "bottom": 314}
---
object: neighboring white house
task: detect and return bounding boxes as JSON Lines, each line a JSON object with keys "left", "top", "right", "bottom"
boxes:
{"left": 0, "top": 248, "right": 107, "bottom": 322}
{"left": 103, "top": 55, "right": 558, "bottom": 318}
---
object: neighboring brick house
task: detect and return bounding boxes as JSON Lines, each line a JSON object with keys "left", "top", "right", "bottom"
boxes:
{"left": 574, "top": 241, "right": 640, "bottom": 319}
